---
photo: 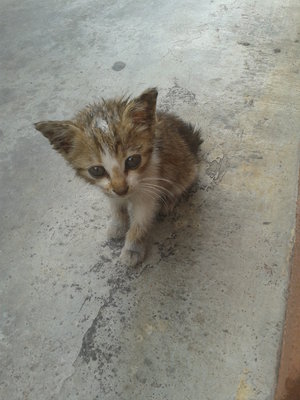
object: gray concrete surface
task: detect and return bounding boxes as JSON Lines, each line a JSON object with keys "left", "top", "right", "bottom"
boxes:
{"left": 1, "top": 0, "right": 300, "bottom": 399}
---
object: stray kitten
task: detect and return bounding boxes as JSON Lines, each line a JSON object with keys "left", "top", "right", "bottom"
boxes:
{"left": 35, "top": 88, "right": 202, "bottom": 266}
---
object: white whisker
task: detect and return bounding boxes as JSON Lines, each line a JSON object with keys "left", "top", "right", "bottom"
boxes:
{"left": 139, "top": 185, "right": 169, "bottom": 207}
{"left": 141, "top": 184, "right": 171, "bottom": 200}
{"left": 139, "top": 189, "right": 157, "bottom": 203}
{"left": 141, "top": 182, "right": 176, "bottom": 199}
{"left": 141, "top": 177, "right": 186, "bottom": 193}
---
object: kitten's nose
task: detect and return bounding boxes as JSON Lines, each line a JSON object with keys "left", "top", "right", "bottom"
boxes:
{"left": 113, "top": 186, "right": 129, "bottom": 196}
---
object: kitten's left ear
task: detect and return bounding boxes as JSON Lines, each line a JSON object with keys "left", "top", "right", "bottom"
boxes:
{"left": 126, "top": 88, "right": 158, "bottom": 128}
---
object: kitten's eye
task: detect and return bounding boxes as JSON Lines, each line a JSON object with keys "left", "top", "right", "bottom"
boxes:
{"left": 88, "top": 166, "right": 106, "bottom": 178}
{"left": 125, "top": 155, "right": 141, "bottom": 170}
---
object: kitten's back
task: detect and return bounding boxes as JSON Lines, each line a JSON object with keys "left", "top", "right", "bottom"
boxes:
{"left": 156, "top": 112, "right": 202, "bottom": 161}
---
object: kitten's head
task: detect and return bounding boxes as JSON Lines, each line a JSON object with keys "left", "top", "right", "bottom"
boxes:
{"left": 35, "top": 88, "right": 158, "bottom": 198}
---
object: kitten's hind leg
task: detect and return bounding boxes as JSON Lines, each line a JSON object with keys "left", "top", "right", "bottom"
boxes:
{"left": 107, "top": 199, "right": 129, "bottom": 241}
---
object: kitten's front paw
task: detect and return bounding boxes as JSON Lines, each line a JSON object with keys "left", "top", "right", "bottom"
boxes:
{"left": 120, "top": 243, "right": 146, "bottom": 267}
{"left": 107, "top": 221, "right": 128, "bottom": 241}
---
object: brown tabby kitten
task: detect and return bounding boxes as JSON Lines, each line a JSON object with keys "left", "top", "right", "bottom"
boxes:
{"left": 35, "top": 88, "right": 202, "bottom": 266}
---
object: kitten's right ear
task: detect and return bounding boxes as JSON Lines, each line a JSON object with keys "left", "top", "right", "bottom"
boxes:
{"left": 124, "top": 88, "right": 158, "bottom": 129}
{"left": 34, "top": 120, "right": 83, "bottom": 155}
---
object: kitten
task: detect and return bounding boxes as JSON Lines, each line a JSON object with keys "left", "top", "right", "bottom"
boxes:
{"left": 35, "top": 88, "right": 202, "bottom": 266}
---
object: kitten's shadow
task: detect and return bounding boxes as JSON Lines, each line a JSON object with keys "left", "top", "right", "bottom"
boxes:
{"left": 149, "top": 182, "right": 205, "bottom": 266}
{"left": 124, "top": 182, "right": 207, "bottom": 318}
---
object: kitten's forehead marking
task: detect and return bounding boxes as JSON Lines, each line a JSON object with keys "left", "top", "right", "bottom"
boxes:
{"left": 95, "top": 117, "right": 109, "bottom": 131}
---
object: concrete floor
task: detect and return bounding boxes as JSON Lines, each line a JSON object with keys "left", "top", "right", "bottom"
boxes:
{"left": 1, "top": 0, "right": 300, "bottom": 399}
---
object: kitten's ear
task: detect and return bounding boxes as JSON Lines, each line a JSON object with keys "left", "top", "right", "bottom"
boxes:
{"left": 34, "top": 120, "right": 83, "bottom": 155}
{"left": 125, "top": 88, "right": 158, "bottom": 128}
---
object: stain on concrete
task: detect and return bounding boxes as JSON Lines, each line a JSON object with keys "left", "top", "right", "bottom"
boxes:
{"left": 112, "top": 61, "right": 126, "bottom": 71}
{"left": 238, "top": 41, "right": 251, "bottom": 46}
{"left": 235, "top": 376, "right": 253, "bottom": 400}
{"left": 89, "top": 255, "right": 112, "bottom": 273}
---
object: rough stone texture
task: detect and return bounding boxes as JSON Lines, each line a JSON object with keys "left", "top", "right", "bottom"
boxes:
{"left": 0, "top": 0, "right": 300, "bottom": 399}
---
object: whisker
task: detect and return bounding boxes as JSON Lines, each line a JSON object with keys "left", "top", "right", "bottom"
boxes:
{"left": 141, "top": 182, "right": 176, "bottom": 199}
{"left": 141, "top": 185, "right": 172, "bottom": 202}
{"left": 141, "top": 177, "right": 186, "bottom": 193}
{"left": 141, "top": 185, "right": 169, "bottom": 201}
{"left": 141, "top": 191, "right": 167, "bottom": 208}
{"left": 139, "top": 185, "right": 169, "bottom": 207}
{"left": 140, "top": 189, "right": 157, "bottom": 203}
